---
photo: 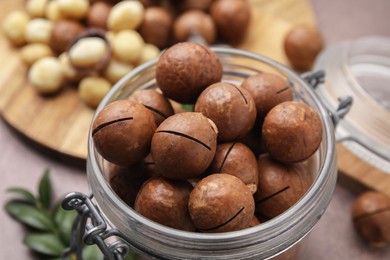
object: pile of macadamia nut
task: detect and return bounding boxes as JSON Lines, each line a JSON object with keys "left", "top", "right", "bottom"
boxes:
{"left": 92, "top": 42, "right": 324, "bottom": 233}
{"left": 2, "top": 0, "right": 252, "bottom": 108}
{"left": 2, "top": 0, "right": 160, "bottom": 108}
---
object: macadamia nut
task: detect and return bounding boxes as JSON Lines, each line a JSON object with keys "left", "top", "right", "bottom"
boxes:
{"left": 69, "top": 37, "right": 108, "bottom": 68}
{"left": 20, "top": 43, "right": 54, "bottom": 67}
{"left": 57, "top": 0, "right": 89, "bottom": 20}
{"left": 108, "top": 0, "right": 144, "bottom": 32}
{"left": 103, "top": 58, "right": 134, "bottom": 84}
{"left": 2, "top": 11, "right": 30, "bottom": 46}
{"left": 78, "top": 76, "right": 111, "bottom": 108}
{"left": 25, "top": 18, "right": 53, "bottom": 44}
{"left": 28, "top": 57, "right": 64, "bottom": 94}
{"left": 111, "top": 30, "right": 144, "bottom": 63}
{"left": 138, "top": 44, "right": 160, "bottom": 65}
{"left": 26, "top": 0, "right": 48, "bottom": 18}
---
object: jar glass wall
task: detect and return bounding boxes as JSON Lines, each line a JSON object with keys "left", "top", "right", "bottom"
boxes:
{"left": 87, "top": 47, "right": 337, "bottom": 260}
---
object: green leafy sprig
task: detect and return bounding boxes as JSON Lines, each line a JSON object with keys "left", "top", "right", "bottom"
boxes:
{"left": 4, "top": 169, "right": 104, "bottom": 260}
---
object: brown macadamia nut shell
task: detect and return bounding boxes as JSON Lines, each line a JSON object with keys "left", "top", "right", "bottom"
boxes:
{"left": 262, "top": 101, "right": 323, "bottom": 163}
{"left": 209, "top": 142, "right": 258, "bottom": 193}
{"left": 240, "top": 72, "right": 293, "bottom": 119}
{"left": 189, "top": 173, "right": 255, "bottom": 233}
{"left": 254, "top": 154, "right": 312, "bottom": 219}
{"left": 352, "top": 191, "right": 390, "bottom": 248}
{"left": 173, "top": 10, "right": 216, "bottom": 45}
{"left": 195, "top": 82, "right": 257, "bottom": 141}
{"left": 156, "top": 42, "right": 222, "bottom": 104}
{"left": 135, "top": 177, "right": 196, "bottom": 231}
{"left": 129, "top": 89, "right": 174, "bottom": 126}
{"left": 151, "top": 112, "right": 218, "bottom": 180}
{"left": 92, "top": 99, "right": 157, "bottom": 166}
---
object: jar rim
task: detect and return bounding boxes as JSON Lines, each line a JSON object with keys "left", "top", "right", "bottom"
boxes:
{"left": 88, "top": 47, "right": 337, "bottom": 258}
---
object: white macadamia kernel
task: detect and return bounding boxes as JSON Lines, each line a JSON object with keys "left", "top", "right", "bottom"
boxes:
{"left": 57, "top": 0, "right": 89, "bottom": 20}
{"left": 108, "top": 1, "right": 144, "bottom": 32}
{"left": 28, "top": 57, "right": 64, "bottom": 94}
{"left": 26, "top": 0, "right": 48, "bottom": 18}
{"left": 58, "top": 53, "right": 78, "bottom": 81}
{"left": 25, "top": 18, "right": 53, "bottom": 44}
{"left": 2, "top": 11, "right": 30, "bottom": 46}
{"left": 138, "top": 44, "right": 160, "bottom": 65}
{"left": 112, "top": 30, "right": 144, "bottom": 63}
{"left": 78, "top": 76, "right": 111, "bottom": 108}
{"left": 103, "top": 58, "right": 134, "bottom": 84}
{"left": 68, "top": 37, "right": 108, "bottom": 68}
{"left": 20, "top": 43, "right": 54, "bottom": 66}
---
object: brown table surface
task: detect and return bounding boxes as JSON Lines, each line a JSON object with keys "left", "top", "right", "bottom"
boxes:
{"left": 1, "top": 0, "right": 390, "bottom": 259}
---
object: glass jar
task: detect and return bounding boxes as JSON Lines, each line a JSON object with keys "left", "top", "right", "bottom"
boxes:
{"left": 314, "top": 36, "right": 390, "bottom": 173}
{"left": 86, "top": 47, "right": 337, "bottom": 259}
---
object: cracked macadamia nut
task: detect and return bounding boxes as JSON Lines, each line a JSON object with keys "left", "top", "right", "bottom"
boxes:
{"left": 139, "top": 6, "right": 173, "bottom": 49}
{"left": 135, "top": 177, "right": 196, "bottom": 231}
{"left": 2, "top": 11, "right": 30, "bottom": 46}
{"left": 173, "top": 10, "right": 216, "bottom": 45}
{"left": 92, "top": 99, "right": 157, "bottom": 166}
{"left": 151, "top": 112, "right": 218, "bottom": 180}
{"left": 156, "top": 42, "right": 222, "bottom": 104}
{"left": 129, "top": 89, "right": 174, "bottom": 126}
{"left": 195, "top": 82, "right": 256, "bottom": 141}
{"left": 189, "top": 173, "right": 255, "bottom": 233}
{"left": 254, "top": 154, "right": 312, "bottom": 219}
{"left": 240, "top": 72, "right": 293, "bottom": 119}
{"left": 210, "top": 0, "right": 251, "bottom": 44}
{"left": 284, "top": 24, "right": 324, "bottom": 71}
{"left": 209, "top": 142, "right": 258, "bottom": 194}
{"left": 262, "top": 101, "right": 323, "bottom": 163}
{"left": 352, "top": 191, "right": 390, "bottom": 248}
{"left": 28, "top": 57, "right": 64, "bottom": 94}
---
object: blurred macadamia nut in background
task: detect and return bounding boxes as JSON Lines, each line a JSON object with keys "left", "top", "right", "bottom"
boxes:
{"left": 240, "top": 72, "right": 293, "bottom": 119}
{"left": 28, "top": 57, "right": 64, "bottom": 94}
{"left": 78, "top": 76, "right": 111, "bottom": 108}
{"left": 103, "top": 58, "right": 134, "bottom": 84}
{"left": 2, "top": 11, "right": 30, "bottom": 46}
{"left": 68, "top": 37, "right": 108, "bottom": 69}
{"left": 179, "top": 0, "right": 214, "bottom": 11}
{"left": 111, "top": 30, "right": 144, "bottom": 63}
{"left": 173, "top": 10, "right": 216, "bottom": 45}
{"left": 210, "top": 0, "right": 251, "bottom": 45}
{"left": 45, "top": 0, "right": 63, "bottom": 22}
{"left": 138, "top": 43, "right": 160, "bottom": 65}
{"left": 58, "top": 53, "right": 78, "bottom": 82}
{"left": 25, "top": 19, "right": 53, "bottom": 44}
{"left": 20, "top": 43, "right": 54, "bottom": 67}
{"left": 284, "top": 24, "right": 324, "bottom": 71}
{"left": 26, "top": 0, "right": 48, "bottom": 18}
{"left": 352, "top": 191, "right": 390, "bottom": 248}
{"left": 57, "top": 0, "right": 89, "bottom": 20}
{"left": 49, "top": 19, "right": 85, "bottom": 54}
{"left": 139, "top": 7, "right": 173, "bottom": 49}
{"left": 108, "top": 0, "right": 144, "bottom": 32}
{"left": 87, "top": 1, "right": 112, "bottom": 29}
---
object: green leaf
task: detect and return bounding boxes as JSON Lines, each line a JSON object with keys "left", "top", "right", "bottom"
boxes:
{"left": 38, "top": 169, "right": 52, "bottom": 210}
{"left": 181, "top": 104, "right": 194, "bottom": 112}
{"left": 5, "top": 201, "right": 54, "bottom": 231}
{"left": 7, "top": 188, "right": 37, "bottom": 204}
{"left": 23, "top": 232, "right": 66, "bottom": 257}
{"left": 52, "top": 202, "right": 77, "bottom": 245}
{"left": 82, "top": 244, "right": 104, "bottom": 260}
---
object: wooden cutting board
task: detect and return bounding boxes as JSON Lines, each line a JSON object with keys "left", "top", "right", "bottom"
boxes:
{"left": 0, "top": 0, "right": 316, "bottom": 162}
